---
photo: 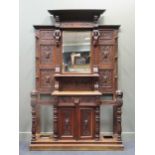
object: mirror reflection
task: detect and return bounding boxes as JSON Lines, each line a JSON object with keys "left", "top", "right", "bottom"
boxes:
{"left": 62, "top": 31, "right": 91, "bottom": 73}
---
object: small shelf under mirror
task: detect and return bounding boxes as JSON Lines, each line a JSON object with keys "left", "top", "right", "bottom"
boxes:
{"left": 52, "top": 91, "right": 102, "bottom": 96}
{"left": 54, "top": 73, "right": 99, "bottom": 78}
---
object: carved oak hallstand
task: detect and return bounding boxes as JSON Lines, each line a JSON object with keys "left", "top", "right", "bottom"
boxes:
{"left": 29, "top": 9, "right": 124, "bottom": 151}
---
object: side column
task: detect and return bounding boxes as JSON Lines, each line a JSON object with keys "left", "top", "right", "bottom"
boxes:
{"left": 95, "top": 105, "right": 100, "bottom": 140}
{"left": 53, "top": 97, "right": 58, "bottom": 140}
{"left": 114, "top": 90, "right": 123, "bottom": 141}
{"left": 31, "top": 90, "right": 38, "bottom": 142}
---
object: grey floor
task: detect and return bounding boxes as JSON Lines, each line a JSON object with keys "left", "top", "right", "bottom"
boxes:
{"left": 19, "top": 141, "right": 135, "bottom": 155}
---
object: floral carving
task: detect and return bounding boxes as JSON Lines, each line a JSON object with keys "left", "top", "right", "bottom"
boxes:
{"left": 99, "top": 70, "right": 113, "bottom": 87}
{"left": 40, "top": 45, "right": 52, "bottom": 64}
{"left": 100, "top": 46, "right": 113, "bottom": 64}
{"left": 40, "top": 69, "right": 54, "bottom": 88}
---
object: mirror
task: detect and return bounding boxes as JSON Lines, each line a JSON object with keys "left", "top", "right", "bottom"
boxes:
{"left": 62, "top": 31, "right": 91, "bottom": 73}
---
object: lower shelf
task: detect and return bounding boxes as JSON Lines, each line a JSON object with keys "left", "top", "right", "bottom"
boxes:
{"left": 29, "top": 134, "right": 124, "bottom": 151}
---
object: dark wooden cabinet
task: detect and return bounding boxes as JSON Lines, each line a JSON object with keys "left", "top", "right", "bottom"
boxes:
{"left": 30, "top": 9, "right": 124, "bottom": 151}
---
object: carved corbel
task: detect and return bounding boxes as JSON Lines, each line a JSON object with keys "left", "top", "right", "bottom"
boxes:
{"left": 53, "top": 29, "right": 61, "bottom": 46}
{"left": 92, "top": 30, "right": 100, "bottom": 46}
{"left": 54, "top": 15, "right": 60, "bottom": 27}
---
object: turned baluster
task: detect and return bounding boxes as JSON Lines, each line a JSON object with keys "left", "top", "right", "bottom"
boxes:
{"left": 53, "top": 99, "right": 58, "bottom": 140}
{"left": 95, "top": 106, "right": 100, "bottom": 140}
{"left": 31, "top": 90, "right": 38, "bottom": 142}
{"left": 115, "top": 90, "right": 123, "bottom": 141}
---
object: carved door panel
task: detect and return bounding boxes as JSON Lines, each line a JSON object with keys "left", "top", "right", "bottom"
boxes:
{"left": 58, "top": 107, "right": 76, "bottom": 139}
{"left": 78, "top": 107, "right": 95, "bottom": 139}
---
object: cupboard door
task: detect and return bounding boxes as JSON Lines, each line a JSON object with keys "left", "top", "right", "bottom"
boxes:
{"left": 78, "top": 107, "right": 95, "bottom": 139}
{"left": 58, "top": 107, "right": 75, "bottom": 139}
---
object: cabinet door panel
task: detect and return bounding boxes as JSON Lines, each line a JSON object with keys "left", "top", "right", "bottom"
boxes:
{"left": 58, "top": 107, "right": 75, "bottom": 139}
{"left": 79, "top": 107, "right": 95, "bottom": 139}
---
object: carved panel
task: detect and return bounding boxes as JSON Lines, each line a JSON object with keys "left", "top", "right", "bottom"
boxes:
{"left": 60, "top": 78, "right": 94, "bottom": 91}
{"left": 58, "top": 97, "right": 74, "bottom": 104}
{"left": 40, "top": 69, "right": 54, "bottom": 90}
{"left": 59, "top": 108, "right": 75, "bottom": 138}
{"left": 80, "top": 96, "right": 97, "bottom": 103}
{"left": 99, "top": 69, "right": 113, "bottom": 92}
{"left": 40, "top": 30, "right": 54, "bottom": 40}
{"left": 40, "top": 45, "right": 53, "bottom": 64}
{"left": 58, "top": 96, "right": 98, "bottom": 104}
{"left": 80, "top": 108, "right": 94, "bottom": 137}
{"left": 99, "top": 46, "right": 113, "bottom": 65}
{"left": 61, "top": 22, "right": 94, "bottom": 28}
{"left": 99, "top": 30, "right": 113, "bottom": 40}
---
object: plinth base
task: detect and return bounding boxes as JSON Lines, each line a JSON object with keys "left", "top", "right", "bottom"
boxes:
{"left": 30, "top": 143, "right": 124, "bottom": 151}
{"left": 29, "top": 134, "right": 124, "bottom": 151}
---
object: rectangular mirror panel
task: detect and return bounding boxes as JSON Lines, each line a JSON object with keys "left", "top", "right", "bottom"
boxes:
{"left": 62, "top": 31, "right": 91, "bottom": 73}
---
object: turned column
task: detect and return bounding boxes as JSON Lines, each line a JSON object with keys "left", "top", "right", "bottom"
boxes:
{"left": 115, "top": 90, "right": 123, "bottom": 141}
{"left": 53, "top": 97, "right": 58, "bottom": 140}
{"left": 95, "top": 106, "right": 100, "bottom": 140}
{"left": 31, "top": 90, "right": 38, "bottom": 142}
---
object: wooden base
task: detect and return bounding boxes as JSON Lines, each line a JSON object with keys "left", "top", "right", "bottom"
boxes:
{"left": 30, "top": 143, "right": 124, "bottom": 151}
{"left": 29, "top": 134, "right": 124, "bottom": 151}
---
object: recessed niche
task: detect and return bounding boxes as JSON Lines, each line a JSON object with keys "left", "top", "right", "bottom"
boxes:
{"left": 40, "top": 105, "right": 53, "bottom": 133}
{"left": 101, "top": 94, "right": 113, "bottom": 100}
{"left": 100, "top": 105, "right": 113, "bottom": 133}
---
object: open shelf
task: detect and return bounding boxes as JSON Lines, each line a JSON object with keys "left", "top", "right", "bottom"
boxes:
{"left": 52, "top": 91, "right": 102, "bottom": 96}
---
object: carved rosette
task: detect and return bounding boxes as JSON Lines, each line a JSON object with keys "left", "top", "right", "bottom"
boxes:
{"left": 95, "top": 106, "right": 100, "bottom": 140}
{"left": 31, "top": 90, "right": 38, "bottom": 142}
{"left": 115, "top": 90, "right": 123, "bottom": 141}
